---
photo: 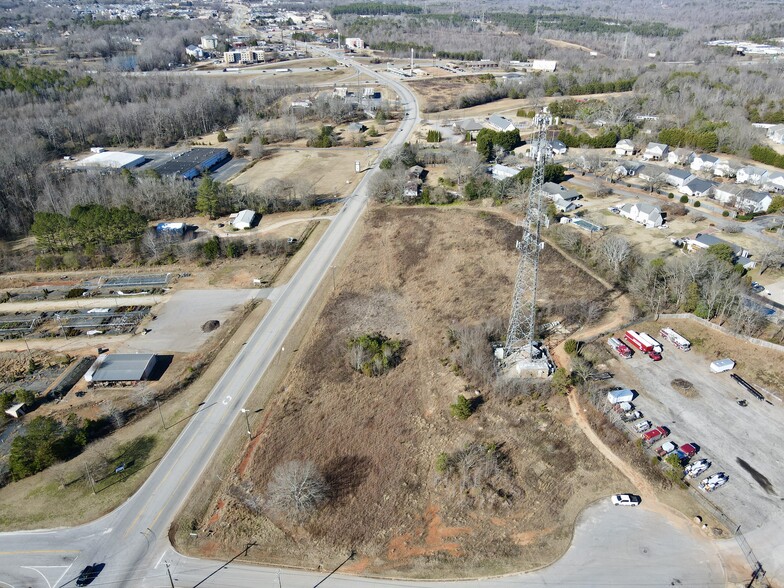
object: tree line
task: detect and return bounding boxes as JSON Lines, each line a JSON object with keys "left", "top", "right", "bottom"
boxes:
{"left": 331, "top": 2, "right": 422, "bottom": 16}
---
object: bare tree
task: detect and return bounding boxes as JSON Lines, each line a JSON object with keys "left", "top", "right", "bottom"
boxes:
{"left": 597, "top": 235, "right": 633, "bottom": 280}
{"left": 101, "top": 400, "right": 125, "bottom": 429}
{"left": 265, "top": 460, "right": 328, "bottom": 521}
{"left": 759, "top": 245, "right": 784, "bottom": 275}
{"left": 448, "top": 146, "right": 484, "bottom": 188}
{"left": 248, "top": 136, "right": 265, "bottom": 160}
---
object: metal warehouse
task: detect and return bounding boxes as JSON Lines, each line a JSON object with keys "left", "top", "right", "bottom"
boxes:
{"left": 77, "top": 151, "right": 146, "bottom": 169}
{"left": 154, "top": 148, "right": 229, "bottom": 180}
{"left": 84, "top": 353, "right": 158, "bottom": 383}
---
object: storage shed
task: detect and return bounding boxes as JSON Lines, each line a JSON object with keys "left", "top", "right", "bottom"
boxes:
{"left": 84, "top": 353, "right": 157, "bottom": 383}
{"left": 710, "top": 358, "right": 735, "bottom": 373}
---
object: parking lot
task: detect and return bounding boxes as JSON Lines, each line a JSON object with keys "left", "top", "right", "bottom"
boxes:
{"left": 609, "top": 336, "right": 784, "bottom": 534}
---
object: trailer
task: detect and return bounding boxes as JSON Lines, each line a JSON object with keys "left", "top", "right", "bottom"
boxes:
{"left": 612, "top": 401, "right": 634, "bottom": 414}
{"left": 710, "top": 358, "right": 735, "bottom": 373}
{"left": 608, "top": 337, "right": 633, "bottom": 359}
{"left": 606, "top": 389, "right": 634, "bottom": 404}
{"left": 660, "top": 327, "right": 691, "bottom": 351}
{"left": 624, "top": 330, "right": 652, "bottom": 352}
{"left": 656, "top": 441, "right": 678, "bottom": 457}
{"left": 624, "top": 330, "right": 662, "bottom": 360}
{"left": 637, "top": 332, "right": 663, "bottom": 353}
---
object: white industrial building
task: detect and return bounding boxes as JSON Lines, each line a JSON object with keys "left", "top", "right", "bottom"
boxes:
{"left": 345, "top": 38, "right": 365, "bottom": 50}
{"left": 77, "top": 151, "right": 146, "bottom": 169}
{"left": 232, "top": 209, "right": 257, "bottom": 230}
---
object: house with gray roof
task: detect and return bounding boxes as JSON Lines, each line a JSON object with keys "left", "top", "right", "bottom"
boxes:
{"left": 614, "top": 161, "right": 644, "bottom": 176}
{"left": 686, "top": 233, "right": 749, "bottom": 258}
{"left": 455, "top": 119, "right": 484, "bottom": 139}
{"left": 637, "top": 164, "right": 668, "bottom": 182}
{"left": 542, "top": 182, "right": 581, "bottom": 201}
{"left": 767, "top": 124, "right": 784, "bottom": 144}
{"left": 486, "top": 114, "right": 516, "bottom": 132}
{"left": 614, "top": 139, "right": 636, "bottom": 156}
{"left": 714, "top": 183, "right": 747, "bottom": 205}
{"left": 735, "top": 189, "right": 772, "bottom": 213}
{"left": 736, "top": 166, "right": 769, "bottom": 185}
{"left": 713, "top": 158, "right": 739, "bottom": 178}
{"left": 664, "top": 168, "right": 696, "bottom": 187}
{"left": 643, "top": 142, "right": 669, "bottom": 161}
{"left": 690, "top": 153, "right": 719, "bottom": 172}
{"left": 763, "top": 171, "right": 784, "bottom": 193}
{"left": 619, "top": 202, "right": 663, "bottom": 228}
{"left": 668, "top": 148, "right": 694, "bottom": 166}
{"left": 679, "top": 178, "right": 716, "bottom": 198}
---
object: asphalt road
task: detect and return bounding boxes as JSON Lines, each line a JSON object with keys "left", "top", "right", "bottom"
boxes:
{"left": 0, "top": 49, "right": 420, "bottom": 588}
{"left": 0, "top": 48, "right": 737, "bottom": 588}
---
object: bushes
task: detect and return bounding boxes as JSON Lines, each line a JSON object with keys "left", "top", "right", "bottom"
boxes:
{"left": 563, "top": 339, "right": 578, "bottom": 355}
{"left": 217, "top": 130, "right": 228, "bottom": 142}
{"left": 307, "top": 125, "right": 337, "bottom": 148}
{"left": 750, "top": 144, "right": 784, "bottom": 169}
{"left": 426, "top": 129, "right": 442, "bottom": 143}
{"left": 722, "top": 210, "right": 730, "bottom": 217}
{"left": 347, "top": 333, "right": 404, "bottom": 376}
{"left": 450, "top": 395, "right": 475, "bottom": 419}
{"left": 679, "top": 195, "right": 689, "bottom": 203}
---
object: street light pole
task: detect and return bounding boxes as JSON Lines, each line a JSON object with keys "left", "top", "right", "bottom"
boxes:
{"left": 240, "top": 408, "right": 251, "bottom": 438}
{"left": 156, "top": 400, "right": 166, "bottom": 430}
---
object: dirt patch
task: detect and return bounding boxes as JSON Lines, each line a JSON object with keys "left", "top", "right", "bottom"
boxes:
{"left": 671, "top": 378, "right": 698, "bottom": 398}
{"left": 201, "top": 320, "right": 220, "bottom": 333}
{"left": 187, "top": 206, "right": 628, "bottom": 577}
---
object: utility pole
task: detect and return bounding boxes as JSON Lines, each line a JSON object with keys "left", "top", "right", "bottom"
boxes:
{"left": 156, "top": 400, "right": 166, "bottom": 430}
{"left": 240, "top": 408, "right": 252, "bottom": 438}
{"left": 84, "top": 463, "right": 96, "bottom": 494}
{"left": 165, "top": 561, "right": 175, "bottom": 588}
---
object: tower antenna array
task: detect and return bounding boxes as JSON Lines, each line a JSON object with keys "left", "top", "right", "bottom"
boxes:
{"left": 504, "top": 110, "right": 552, "bottom": 356}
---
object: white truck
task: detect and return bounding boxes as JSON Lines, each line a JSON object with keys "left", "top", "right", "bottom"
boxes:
{"left": 660, "top": 327, "right": 691, "bottom": 351}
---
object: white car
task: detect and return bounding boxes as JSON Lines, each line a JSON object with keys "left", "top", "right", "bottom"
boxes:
{"left": 611, "top": 494, "right": 641, "bottom": 506}
{"left": 634, "top": 420, "right": 652, "bottom": 433}
{"left": 685, "top": 459, "right": 710, "bottom": 478}
{"left": 700, "top": 472, "right": 728, "bottom": 492}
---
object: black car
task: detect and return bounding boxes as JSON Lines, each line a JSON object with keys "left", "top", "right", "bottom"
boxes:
{"left": 76, "top": 563, "right": 105, "bottom": 586}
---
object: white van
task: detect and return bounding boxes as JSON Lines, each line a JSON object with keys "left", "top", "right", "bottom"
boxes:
{"left": 634, "top": 420, "right": 652, "bottom": 433}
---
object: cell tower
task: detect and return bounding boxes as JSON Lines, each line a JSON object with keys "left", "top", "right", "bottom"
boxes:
{"left": 501, "top": 110, "right": 553, "bottom": 372}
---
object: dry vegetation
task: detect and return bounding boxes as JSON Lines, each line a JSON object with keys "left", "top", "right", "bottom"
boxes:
{"left": 184, "top": 206, "right": 628, "bottom": 577}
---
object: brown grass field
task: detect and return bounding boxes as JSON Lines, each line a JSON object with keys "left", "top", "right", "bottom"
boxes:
{"left": 184, "top": 206, "right": 630, "bottom": 577}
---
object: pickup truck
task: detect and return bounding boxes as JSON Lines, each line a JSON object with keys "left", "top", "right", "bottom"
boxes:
{"left": 641, "top": 426, "right": 668, "bottom": 444}
{"left": 675, "top": 443, "right": 697, "bottom": 460}
{"left": 655, "top": 441, "right": 678, "bottom": 457}
{"left": 621, "top": 410, "right": 643, "bottom": 422}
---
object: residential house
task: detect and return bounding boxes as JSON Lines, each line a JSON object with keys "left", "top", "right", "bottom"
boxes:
{"left": 690, "top": 153, "right": 719, "bottom": 172}
{"left": 642, "top": 142, "right": 669, "bottom": 161}
{"left": 713, "top": 158, "right": 739, "bottom": 178}
{"left": 455, "top": 119, "right": 483, "bottom": 139}
{"left": 408, "top": 165, "right": 425, "bottom": 180}
{"left": 552, "top": 195, "right": 578, "bottom": 212}
{"left": 403, "top": 181, "right": 421, "bottom": 200}
{"left": 614, "top": 161, "right": 644, "bottom": 177}
{"left": 619, "top": 202, "right": 664, "bottom": 228}
{"left": 714, "top": 183, "right": 747, "bottom": 205}
{"left": 762, "top": 171, "right": 784, "bottom": 193}
{"left": 614, "top": 139, "right": 636, "bottom": 156}
{"left": 486, "top": 114, "right": 516, "bottom": 132}
{"left": 186, "top": 45, "right": 205, "bottom": 59}
{"left": 549, "top": 139, "right": 568, "bottom": 155}
{"left": 542, "top": 182, "right": 581, "bottom": 201}
{"left": 767, "top": 124, "right": 784, "bottom": 144}
{"left": 735, "top": 189, "right": 772, "bottom": 213}
{"left": 736, "top": 166, "right": 769, "bottom": 185}
{"left": 679, "top": 178, "right": 716, "bottom": 198}
{"left": 490, "top": 164, "right": 521, "bottom": 181}
{"left": 664, "top": 168, "right": 696, "bottom": 188}
{"left": 200, "top": 34, "right": 220, "bottom": 50}
{"left": 637, "top": 163, "right": 668, "bottom": 182}
{"left": 667, "top": 148, "right": 694, "bottom": 166}
{"left": 686, "top": 233, "right": 749, "bottom": 259}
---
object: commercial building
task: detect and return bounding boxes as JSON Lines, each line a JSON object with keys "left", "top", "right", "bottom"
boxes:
{"left": 154, "top": 148, "right": 229, "bottom": 180}
{"left": 201, "top": 35, "right": 220, "bottom": 50}
{"left": 344, "top": 37, "right": 365, "bottom": 50}
{"left": 77, "top": 151, "right": 146, "bottom": 170}
{"left": 84, "top": 353, "right": 158, "bottom": 383}
{"left": 223, "top": 47, "right": 277, "bottom": 64}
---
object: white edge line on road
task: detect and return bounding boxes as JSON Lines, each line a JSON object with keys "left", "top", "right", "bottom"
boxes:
{"left": 20, "top": 567, "right": 53, "bottom": 588}
{"left": 53, "top": 563, "right": 73, "bottom": 588}
{"left": 155, "top": 550, "right": 167, "bottom": 569}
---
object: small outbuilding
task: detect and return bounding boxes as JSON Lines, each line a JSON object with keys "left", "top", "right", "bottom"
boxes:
{"left": 607, "top": 389, "right": 635, "bottom": 404}
{"left": 4, "top": 402, "right": 26, "bottom": 419}
{"left": 232, "top": 209, "right": 257, "bottom": 230}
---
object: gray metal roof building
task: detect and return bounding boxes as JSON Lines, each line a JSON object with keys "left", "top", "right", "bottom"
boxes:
{"left": 85, "top": 353, "right": 158, "bottom": 383}
{"left": 154, "top": 148, "right": 229, "bottom": 180}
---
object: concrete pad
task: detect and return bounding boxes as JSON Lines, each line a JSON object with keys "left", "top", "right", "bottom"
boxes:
{"left": 120, "top": 289, "right": 268, "bottom": 353}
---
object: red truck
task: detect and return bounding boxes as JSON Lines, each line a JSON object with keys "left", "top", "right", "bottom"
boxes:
{"left": 676, "top": 443, "right": 698, "bottom": 460}
{"left": 624, "top": 330, "right": 663, "bottom": 361}
{"left": 608, "top": 337, "right": 633, "bottom": 359}
{"left": 641, "top": 426, "right": 668, "bottom": 444}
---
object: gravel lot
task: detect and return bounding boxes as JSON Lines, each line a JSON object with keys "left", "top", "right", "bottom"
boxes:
{"left": 612, "top": 344, "right": 784, "bottom": 531}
